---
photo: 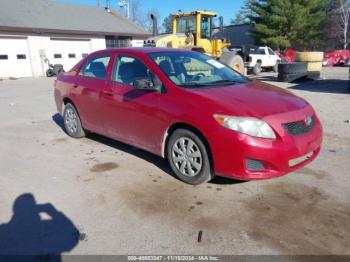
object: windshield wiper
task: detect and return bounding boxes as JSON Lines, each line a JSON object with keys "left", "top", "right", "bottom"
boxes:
{"left": 204, "top": 79, "right": 243, "bottom": 85}
{"left": 179, "top": 82, "right": 207, "bottom": 87}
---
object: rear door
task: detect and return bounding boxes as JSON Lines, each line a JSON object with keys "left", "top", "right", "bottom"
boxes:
{"left": 71, "top": 55, "right": 112, "bottom": 133}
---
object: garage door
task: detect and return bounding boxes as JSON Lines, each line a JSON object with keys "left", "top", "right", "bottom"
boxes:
{"left": 49, "top": 38, "right": 91, "bottom": 72}
{"left": 0, "top": 37, "right": 32, "bottom": 78}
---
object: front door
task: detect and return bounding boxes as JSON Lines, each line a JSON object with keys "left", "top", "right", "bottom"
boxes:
{"left": 101, "top": 54, "right": 165, "bottom": 153}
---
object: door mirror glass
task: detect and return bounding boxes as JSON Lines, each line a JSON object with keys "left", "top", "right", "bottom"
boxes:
{"left": 133, "top": 75, "right": 162, "bottom": 92}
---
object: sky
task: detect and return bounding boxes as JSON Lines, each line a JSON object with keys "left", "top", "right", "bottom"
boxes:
{"left": 54, "top": 0, "right": 245, "bottom": 25}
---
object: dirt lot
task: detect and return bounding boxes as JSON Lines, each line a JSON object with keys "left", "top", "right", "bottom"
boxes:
{"left": 0, "top": 67, "right": 349, "bottom": 255}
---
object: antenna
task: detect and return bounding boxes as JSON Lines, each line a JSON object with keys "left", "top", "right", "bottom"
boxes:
{"left": 106, "top": 0, "right": 111, "bottom": 9}
{"left": 118, "top": 0, "right": 130, "bottom": 18}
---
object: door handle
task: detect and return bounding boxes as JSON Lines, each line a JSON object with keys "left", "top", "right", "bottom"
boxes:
{"left": 73, "top": 83, "right": 79, "bottom": 88}
{"left": 103, "top": 90, "right": 114, "bottom": 97}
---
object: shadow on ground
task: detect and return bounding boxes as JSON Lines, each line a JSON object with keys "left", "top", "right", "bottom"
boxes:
{"left": 288, "top": 79, "right": 350, "bottom": 94}
{"left": 52, "top": 113, "right": 244, "bottom": 185}
{"left": 0, "top": 193, "right": 80, "bottom": 262}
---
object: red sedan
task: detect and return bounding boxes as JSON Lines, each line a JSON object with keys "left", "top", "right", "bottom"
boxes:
{"left": 54, "top": 48, "right": 322, "bottom": 185}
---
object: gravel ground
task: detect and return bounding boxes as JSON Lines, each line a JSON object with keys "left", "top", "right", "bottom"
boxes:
{"left": 0, "top": 67, "right": 349, "bottom": 256}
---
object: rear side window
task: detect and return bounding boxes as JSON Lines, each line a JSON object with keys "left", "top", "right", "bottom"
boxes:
{"left": 268, "top": 48, "right": 275, "bottom": 55}
{"left": 0, "top": 55, "right": 8, "bottom": 60}
{"left": 80, "top": 56, "right": 111, "bottom": 80}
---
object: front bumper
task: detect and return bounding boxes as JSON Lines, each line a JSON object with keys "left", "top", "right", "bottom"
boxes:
{"left": 209, "top": 106, "right": 323, "bottom": 180}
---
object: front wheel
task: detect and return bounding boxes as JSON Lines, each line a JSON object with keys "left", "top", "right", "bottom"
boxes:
{"left": 167, "top": 129, "right": 214, "bottom": 185}
{"left": 63, "top": 103, "right": 86, "bottom": 138}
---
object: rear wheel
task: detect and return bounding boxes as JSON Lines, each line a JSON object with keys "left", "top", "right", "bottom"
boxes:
{"left": 63, "top": 103, "right": 86, "bottom": 138}
{"left": 167, "top": 129, "right": 214, "bottom": 185}
{"left": 253, "top": 62, "right": 262, "bottom": 75}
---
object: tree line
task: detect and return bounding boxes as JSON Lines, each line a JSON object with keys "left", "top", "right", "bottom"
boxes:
{"left": 126, "top": 0, "right": 349, "bottom": 51}
{"left": 231, "top": 0, "right": 350, "bottom": 51}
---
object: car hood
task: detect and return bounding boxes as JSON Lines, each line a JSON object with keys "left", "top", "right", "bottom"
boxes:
{"left": 186, "top": 81, "right": 309, "bottom": 119}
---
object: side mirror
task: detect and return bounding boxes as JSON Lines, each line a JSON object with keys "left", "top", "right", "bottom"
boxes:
{"left": 133, "top": 76, "right": 162, "bottom": 92}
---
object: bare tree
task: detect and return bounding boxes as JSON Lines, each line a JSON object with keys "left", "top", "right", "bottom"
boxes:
{"left": 129, "top": 0, "right": 147, "bottom": 26}
{"left": 338, "top": 0, "right": 350, "bottom": 49}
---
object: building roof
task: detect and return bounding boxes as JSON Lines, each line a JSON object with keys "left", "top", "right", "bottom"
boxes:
{"left": 0, "top": 0, "right": 150, "bottom": 38}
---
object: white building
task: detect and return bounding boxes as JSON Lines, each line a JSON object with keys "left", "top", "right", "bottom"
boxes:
{"left": 0, "top": 0, "right": 150, "bottom": 78}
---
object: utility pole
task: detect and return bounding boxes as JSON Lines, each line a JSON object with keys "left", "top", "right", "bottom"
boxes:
{"left": 106, "top": 0, "right": 111, "bottom": 9}
{"left": 118, "top": 0, "right": 130, "bottom": 18}
{"left": 97, "top": 0, "right": 99, "bottom": 7}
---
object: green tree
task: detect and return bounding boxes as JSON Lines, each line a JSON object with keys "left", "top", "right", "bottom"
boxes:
{"left": 163, "top": 14, "right": 173, "bottom": 33}
{"left": 231, "top": 0, "right": 258, "bottom": 25}
{"left": 250, "top": 0, "right": 328, "bottom": 50}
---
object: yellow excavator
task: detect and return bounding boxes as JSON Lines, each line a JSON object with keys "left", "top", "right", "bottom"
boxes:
{"left": 144, "top": 10, "right": 245, "bottom": 74}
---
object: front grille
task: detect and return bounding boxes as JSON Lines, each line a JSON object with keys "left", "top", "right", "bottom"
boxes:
{"left": 283, "top": 116, "right": 315, "bottom": 136}
{"left": 246, "top": 159, "right": 264, "bottom": 171}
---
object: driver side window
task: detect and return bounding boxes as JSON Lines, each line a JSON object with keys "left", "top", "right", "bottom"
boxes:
{"left": 112, "top": 55, "right": 150, "bottom": 86}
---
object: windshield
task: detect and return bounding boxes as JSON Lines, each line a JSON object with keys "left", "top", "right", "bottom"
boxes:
{"left": 176, "top": 16, "right": 196, "bottom": 33}
{"left": 148, "top": 51, "right": 248, "bottom": 88}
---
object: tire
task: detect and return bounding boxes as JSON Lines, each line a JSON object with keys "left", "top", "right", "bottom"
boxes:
{"left": 253, "top": 62, "right": 262, "bottom": 75}
{"left": 278, "top": 62, "right": 307, "bottom": 74}
{"left": 277, "top": 73, "right": 307, "bottom": 83}
{"left": 167, "top": 129, "right": 214, "bottom": 185}
{"left": 46, "top": 69, "right": 54, "bottom": 77}
{"left": 294, "top": 52, "right": 324, "bottom": 62}
{"left": 63, "top": 103, "right": 86, "bottom": 138}
{"left": 307, "top": 71, "right": 321, "bottom": 80}
{"left": 219, "top": 51, "right": 245, "bottom": 74}
{"left": 306, "top": 62, "right": 322, "bottom": 72}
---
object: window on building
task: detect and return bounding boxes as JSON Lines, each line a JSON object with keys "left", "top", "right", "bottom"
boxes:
{"left": 17, "top": 54, "right": 26, "bottom": 60}
{"left": 80, "top": 56, "right": 111, "bottom": 80}
{"left": 68, "top": 54, "right": 76, "bottom": 58}
{"left": 54, "top": 54, "right": 62, "bottom": 59}
{"left": 106, "top": 36, "right": 131, "bottom": 48}
{"left": 82, "top": 53, "right": 88, "bottom": 58}
{"left": 0, "top": 55, "right": 9, "bottom": 60}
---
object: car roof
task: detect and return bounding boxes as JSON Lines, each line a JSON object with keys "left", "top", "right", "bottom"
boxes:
{"left": 89, "top": 47, "right": 189, "bottom": 57}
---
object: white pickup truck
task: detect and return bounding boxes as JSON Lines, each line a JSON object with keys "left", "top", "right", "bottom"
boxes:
{"left": 247, "top": 46, "right": 281, "bottom": 75}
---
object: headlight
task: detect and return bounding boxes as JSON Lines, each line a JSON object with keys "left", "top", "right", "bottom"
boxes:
{"left": 213, "top": 114, "right": 276, "bottom": 139}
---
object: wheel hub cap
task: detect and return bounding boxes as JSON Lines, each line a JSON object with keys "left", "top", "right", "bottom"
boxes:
{"left": 171, "top": 137, "right": 202, "bottom": 177}
{"left": 65, "top": 108, "right": 78, "bottom": 134}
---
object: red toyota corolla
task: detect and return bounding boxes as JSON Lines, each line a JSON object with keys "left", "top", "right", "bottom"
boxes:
{"left": 54, "top": 48, "right": 322, "bottom": 185}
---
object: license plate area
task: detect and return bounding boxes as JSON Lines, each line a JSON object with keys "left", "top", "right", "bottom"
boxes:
{"left": 288, "top": 151, "right": 314, "bottom": 167}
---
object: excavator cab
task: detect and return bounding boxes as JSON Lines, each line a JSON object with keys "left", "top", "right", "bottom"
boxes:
{"left": 146, "top": 10, "right": 245, "bottom": 74}
{"left": 172, "top": 11, "right": 226, "bottom": 57}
